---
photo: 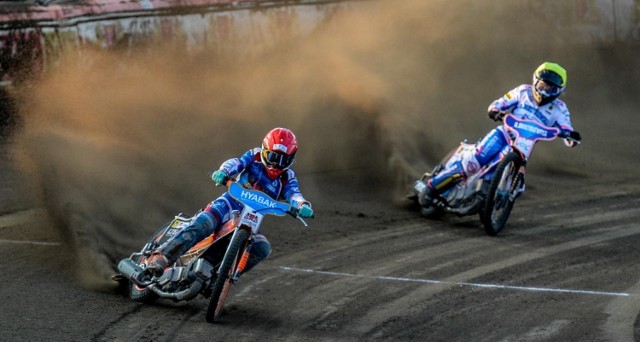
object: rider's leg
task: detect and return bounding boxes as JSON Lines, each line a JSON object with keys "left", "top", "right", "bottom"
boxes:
{"left": 422, "top": 127, "right": 508, "bottom": 205}
{"left": 147, "top": 199, "right": 228, "bottom": 273}
{"left": 146, "top": 211, "right": 218, "bottom": 273}
{"left": 427, "top": 160, "right": 467, "bottom": 194}
{"left": 474, "top": 126, "right": 509, "bottom": 165}
{"left": 419, "top": 159, "right": 467, "bottom": 210}
{"left": 241, "top": 234, "right": 272, "bottom": 274}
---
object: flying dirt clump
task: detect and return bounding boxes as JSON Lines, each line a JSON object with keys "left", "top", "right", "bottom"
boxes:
{"left": 10, "top": 0, "right": 640, "bottom": 290}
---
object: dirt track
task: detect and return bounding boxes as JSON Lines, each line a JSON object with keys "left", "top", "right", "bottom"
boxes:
{"left": 2, "top": 1, "right": 640, "bottom": 340}
{"left": 2, "top": 147, "right": 640, "bottom": 341}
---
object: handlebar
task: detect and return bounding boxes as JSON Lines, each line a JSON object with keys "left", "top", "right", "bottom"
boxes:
{"left": 288, "top": 208, "right": 310, "bottom": 227}
{"left": 495, "top": 113, "right": 581, "bottom": 145}
{"left": 223, "top": 177, "right": 234, "bottom": 187}
{"left": 495, "top": 111, "right": 508, "bottom": 121}
{"left": 556, "top": 128, "right": 581, "bottom": 145}
{"left": 216, "top": 175, "right": 314, "bottom": 224}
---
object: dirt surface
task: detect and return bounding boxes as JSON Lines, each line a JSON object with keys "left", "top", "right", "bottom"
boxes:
{"left": 2, "top": 1, "right": 640, "bottom": 341}
{"left": 2, "top": 153, "right": 640, "bottom": 341}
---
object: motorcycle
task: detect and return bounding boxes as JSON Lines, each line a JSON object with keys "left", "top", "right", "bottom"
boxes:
{"left": 408, "top": 113, "right": 579, "bottom": 236}
{"left": 113, "top": 179, "right": 310, "bottom": 322}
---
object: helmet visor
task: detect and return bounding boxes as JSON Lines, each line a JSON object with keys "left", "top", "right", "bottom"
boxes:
{"left": 261, "top": 149, "right": 294, "bottom": 170}
{"left": 534, "top": 79, "right": 562, "bottom": 99}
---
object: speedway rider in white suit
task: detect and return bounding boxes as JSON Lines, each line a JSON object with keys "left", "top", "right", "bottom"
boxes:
{"left": 419, "top": 62, "right": 582, "bottom": 212}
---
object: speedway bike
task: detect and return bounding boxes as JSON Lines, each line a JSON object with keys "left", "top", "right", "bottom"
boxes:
{"left": 114, "top": 179, "right": 309, "bottom": 322}
{"left": 409, "top": 113, "right": 579, "bottom": 236}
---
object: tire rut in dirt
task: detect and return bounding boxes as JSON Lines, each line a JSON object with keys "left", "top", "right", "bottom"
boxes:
{"left": 265, "top": 190, "right": 640, "bottom": 339}
{"left": 93, "top": 303, "right": 203, "bottom": 341}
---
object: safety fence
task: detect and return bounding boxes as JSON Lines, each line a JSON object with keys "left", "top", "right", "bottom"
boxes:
{"left": 0, "top": 0, "right": 638, "bottom": 87}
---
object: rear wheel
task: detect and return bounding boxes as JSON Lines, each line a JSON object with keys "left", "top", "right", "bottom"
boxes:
{"left": 128, "top": 222, "right": 174, "bottom": 303}
{"left": 129, "top": 273, "right": 159, "bottom": 303}
{"left": 482, "top": 152, "right": 522, "bottom": 236}
{"left": 205, "top": 229, "right": 250, "bottom": 323}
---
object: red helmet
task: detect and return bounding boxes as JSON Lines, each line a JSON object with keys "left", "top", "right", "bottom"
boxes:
{"left": 260, "top": 127, "right": 298, "bottom": 179}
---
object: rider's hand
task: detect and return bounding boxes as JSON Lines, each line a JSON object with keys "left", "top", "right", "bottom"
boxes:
{"left": 564, "top": 130, "right": 581, "bottom": 148}
{"left": 298, "top": 204, "right": 314, "bottom": 218}
{"left": 488, "top": 110, "right": 505, "bottom": 122}
{"left": 211, "top": 170, "right": 228, "bottom": 186}
{"left": 568, "top": 130, "right": 581, "bottom": 142}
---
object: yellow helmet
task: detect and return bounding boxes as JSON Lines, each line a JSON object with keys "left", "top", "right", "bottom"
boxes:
{"left": 532, "top": 62, "right": 566, "bottom": 105}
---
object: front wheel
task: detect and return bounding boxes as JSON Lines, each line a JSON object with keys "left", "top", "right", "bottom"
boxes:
{"left": 481, "top": 152, "right": 523, "bottom": 236}
{"left": 205, "top": 229, "right": 250, "bottom": 323}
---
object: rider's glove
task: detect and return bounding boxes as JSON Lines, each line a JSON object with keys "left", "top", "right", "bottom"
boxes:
{"left": 488, "top": 110, "right": 504, "bottom": 122}
{"left": 568, "top": 130, "right": 581, "bottom": 142}
{"left": 211, "top": 170, "right": 228, "bottom": 185}
{"left": 298, "top": 204, "right": 314, "bottom": 218}
{"left": 563, "top": 130, "right": 581, "bottom": 148}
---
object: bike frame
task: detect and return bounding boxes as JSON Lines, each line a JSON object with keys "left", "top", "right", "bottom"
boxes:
{"left": 115, "top": 179, "right": 310, "bottom": 319}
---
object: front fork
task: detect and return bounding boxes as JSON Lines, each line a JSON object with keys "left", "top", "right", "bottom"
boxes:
{"left": 231, "top": 248, "right": 252, "bottom": 282}
{"left": 512, "top": 166, "right": 526, "bottom": 201}
{"left": 220, "top": 228, "right": 253, "bottom": 283}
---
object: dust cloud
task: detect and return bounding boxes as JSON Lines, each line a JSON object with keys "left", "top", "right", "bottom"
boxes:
{"left": 10, "top": 0, "right": 640, "bottom": 290}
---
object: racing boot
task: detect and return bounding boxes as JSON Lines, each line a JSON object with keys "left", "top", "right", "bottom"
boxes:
{"left": 418, "top": 184, "right": 438, "bottom": 217}
{"left": 145, "top": 253, "right": 169, "bottom": 276}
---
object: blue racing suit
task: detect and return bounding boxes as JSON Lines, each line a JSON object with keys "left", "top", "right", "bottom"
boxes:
{"left": 428, "top": 84, "right": 575, "bottom": 193}
{"left": 158, "top": 148, "right": 310, "bottom": 272}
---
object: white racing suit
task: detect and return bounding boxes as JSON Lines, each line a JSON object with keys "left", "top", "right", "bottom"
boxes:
{"left": 427, "top": 84, "right": 575, "bottom": 193}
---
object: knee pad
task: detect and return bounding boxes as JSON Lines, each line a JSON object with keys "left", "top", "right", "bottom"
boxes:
{"left": 182, "top": 211, "right": 218, "bottom": 243}
{"left": 193, "top": 211, "right": 217, "bottom": 235}
{"left": 460, "top": 152, "right": 481, "bottom": 176}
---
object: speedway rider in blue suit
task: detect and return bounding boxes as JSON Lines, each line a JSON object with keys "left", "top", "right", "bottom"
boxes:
{"left": 147, "top": 127, "right": 314, "bottom": 274}
{"left": 419, "top": 62, "right": 582, "bottom": 213}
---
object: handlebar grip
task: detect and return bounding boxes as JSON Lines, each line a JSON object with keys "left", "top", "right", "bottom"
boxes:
{"left": 288, "top": 208, "right": 314, "bottom": 219}
{"left": 288, "top": 209, "right": 298, "bottom": 218}
{"left": 223, "top": 178, "right": 234, "bottom": 187}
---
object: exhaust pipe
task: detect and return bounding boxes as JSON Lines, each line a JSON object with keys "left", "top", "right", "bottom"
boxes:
{"left": 147, "top": 259, "right": 213, "bottom": 301}
{"left": 117, "top": 258, "right": 148, "bottom": 286}
{"left": 148, "top": 279, "right": 204, "bottom": 301}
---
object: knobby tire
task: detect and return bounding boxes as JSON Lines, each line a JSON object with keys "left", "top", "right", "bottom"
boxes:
{"left": 129, "top": 223, "right": 172, "bottom": 303}
{"left": 205, "top": 228, "right": 250, "bottom": 323}
{"left": 129, "top": 273, "right": 159, "bottom": 303}
{"left": 482, "top": 152, "right": 522, "bottom": 236}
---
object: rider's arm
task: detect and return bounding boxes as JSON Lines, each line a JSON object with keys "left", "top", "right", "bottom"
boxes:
{"left": 552, "top": 101, "right": 581, "bottom": 147}
{"left": 218, "top": 148, "right": 261, "bottom": 176}
{"left": 487, "top": 85, "right": 523, "bottom": 120}
{"left": 553, "top": 100, "right": 574, "bottom": 132}
{"left": 281, "top": 170, "right": 311, "bottom": 209}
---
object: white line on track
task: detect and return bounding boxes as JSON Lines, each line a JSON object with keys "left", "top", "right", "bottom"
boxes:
{"left": 280, "top": 266, "right": 632, "bottom": 298}
{"left": 0, "top": 209, "right": 59, "bottom": 246}
{"left": 0, "top": 239, "right": 61, "bottom": 246}
{"left": 0, "top": 209, "right": 41, "bottom": 229}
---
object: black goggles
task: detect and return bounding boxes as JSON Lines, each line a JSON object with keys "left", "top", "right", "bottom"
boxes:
{"left": 262, "top": 149, "right": 294, "bottom": 170}
{"left": 534, "top": 79, "right": 561, "bottom": 98}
